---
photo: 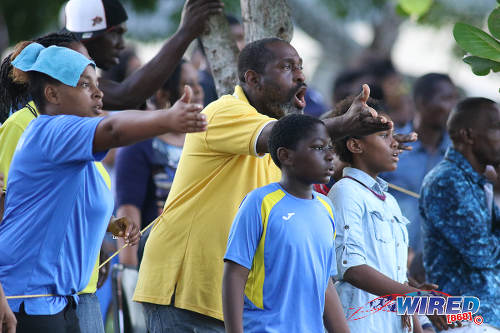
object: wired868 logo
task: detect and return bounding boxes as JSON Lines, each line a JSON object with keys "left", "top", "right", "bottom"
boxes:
{"left": 396, "top": 291, "right": 483, "bottom": 326}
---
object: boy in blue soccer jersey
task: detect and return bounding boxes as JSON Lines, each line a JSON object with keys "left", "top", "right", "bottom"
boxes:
{"left": 222, "top": 114, "right": 349, "bottom": 333}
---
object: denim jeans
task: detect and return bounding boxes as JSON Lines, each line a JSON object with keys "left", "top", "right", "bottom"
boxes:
{"left": 76, "top": 293, "right": 105, "bottom": 333}
{"left": 142, "top": 302, "right": 225, "bottom": 333}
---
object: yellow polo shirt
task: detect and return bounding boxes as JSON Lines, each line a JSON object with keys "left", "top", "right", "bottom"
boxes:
{"left": 134, "top": 86, "right": 281, "bottom": 320}
{"left": 0, "top": 102, "right": 110, "bottom": 294}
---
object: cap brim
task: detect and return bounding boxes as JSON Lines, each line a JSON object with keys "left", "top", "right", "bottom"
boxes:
{"left": 60, "top": 27, "right": 107, "bottom": 41}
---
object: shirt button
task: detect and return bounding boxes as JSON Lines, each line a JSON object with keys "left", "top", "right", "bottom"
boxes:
{"left": 397, "top": 266, "right": 401, "bottom": 270}
{"left": 344, "top": 225, "right": 349, "bottom": 230}
{"left": 343, "top": 260, "right": 347, "bottom": 264}
{"left": 391, "top": 219, "right": 395, "bottom": 223}
{"left": 396, "top": 243, "right": 399, "bottom": 247}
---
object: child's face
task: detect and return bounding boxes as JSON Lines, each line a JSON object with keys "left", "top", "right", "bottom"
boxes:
{"left": 178, "top": 62, "right": 204, "bottom": 106}
{"left": 356, "top": 127, "right": 399, "bottom": 176}
{"left": 54, "top": 65, "right": 104, "bottom": 117}
{"left": 287, "top": 123, "right": 335, "bottom": 184}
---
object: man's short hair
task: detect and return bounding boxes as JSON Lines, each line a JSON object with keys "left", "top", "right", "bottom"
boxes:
{"left": 268, "top": 114, "right": 324, "bottom": 168}
{"left": 447, "top": 97, "right": 497, "bottom": 141}
{"left": 413, "top": 73, "right": 453, "bottom": 102}
{"left": 237, "top": 37, "right": 286, "bottom": 83}
{"left": 330, "top": 96, "right": 386, "bottom": 164}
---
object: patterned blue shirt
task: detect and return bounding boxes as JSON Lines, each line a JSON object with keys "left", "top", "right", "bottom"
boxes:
{"left": 419, "top": 147, "right": 500, "bottom": 327}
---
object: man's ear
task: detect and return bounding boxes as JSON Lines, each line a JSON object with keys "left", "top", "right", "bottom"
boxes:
{"left": 460, "top": 128, "right": 475, "bottom": 145}
{"left": 44, "top": 85, "right": 60, "bottom": 105}
{"left": 244, "top": 70, "right": 261, "bottom": 89}
{"left": 277, "top": 147, "right": 293, "bottom": 167}
{"left": 347, "top": 138, "right": 363, "bottom": 155}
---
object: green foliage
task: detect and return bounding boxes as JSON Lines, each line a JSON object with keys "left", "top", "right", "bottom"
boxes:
{"left": 454, "top": 22, "right": 500, "bottom": 62}
{"left": 487, "top": 7, "right": 500, "bottom": 39}
{"left": 398, "top": 0, "right": 433, "bottom": 17}
{"left": 454, "top": 14, "right": 500, "bottom": 79}
{"left": 463, "top": 56, "right": 500, "bottom": 75}
{"left": 0, "top": 0, "right": 66, "bottom": 43}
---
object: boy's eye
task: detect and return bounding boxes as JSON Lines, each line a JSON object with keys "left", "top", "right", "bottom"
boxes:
{"left": 80, "top": 82, "right": 90, "bottom": 88}
{"left": 311, "top": 145, "right": 332, "bottom": 151}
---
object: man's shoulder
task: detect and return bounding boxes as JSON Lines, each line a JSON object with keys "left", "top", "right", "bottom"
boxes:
{"left": 203, "top": 93, "right": 255, "bottom": 117}
{"left": 423, "top": 160, "right": 463, "bottom": 187}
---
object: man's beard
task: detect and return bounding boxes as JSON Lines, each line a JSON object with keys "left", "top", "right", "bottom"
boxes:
{"left": 267, "top": 101, "right": 304, "bottom": 119}
{"left": 280, "top": 102, "right": 304, "bottom": 116}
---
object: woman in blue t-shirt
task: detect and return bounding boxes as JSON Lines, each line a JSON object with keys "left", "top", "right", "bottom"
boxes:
{"left": 0, "top": 42, "right": 206, "bottom": 333}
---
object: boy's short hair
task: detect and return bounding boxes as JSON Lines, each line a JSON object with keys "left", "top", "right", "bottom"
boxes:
{"left": 268, "top": 114, "right": 324, "bottom": 168}
{"left": 330, "top": 96, "right": 385, "bottom": 164}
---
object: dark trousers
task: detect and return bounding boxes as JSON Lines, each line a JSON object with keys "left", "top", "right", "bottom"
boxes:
{"left": 14, "top": 298, "right": 81, "bottom": 333}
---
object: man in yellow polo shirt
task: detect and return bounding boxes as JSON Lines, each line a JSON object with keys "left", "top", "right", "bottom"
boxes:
{"left": 134, "top": 37, "right": 392, "bottom": 332}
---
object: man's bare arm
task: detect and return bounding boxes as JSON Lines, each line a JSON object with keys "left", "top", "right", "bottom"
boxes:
{"left": 100, "top": 0, "right": 223, "bottom": 109}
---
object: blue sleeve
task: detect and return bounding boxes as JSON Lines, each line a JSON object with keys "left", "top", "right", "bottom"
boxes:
{"left": 224, "top": 191, "right": 264, "bottom": 270}
{"left": 115, "top": 141, "right": 152, "bottom": 209}
{"left": 39, "top": 115, "right": 105, "bottom": 163}
{"left": 420, "top": 175, "right": 500, "bottom": 269}
{"left": 328, "top": 180, "right": 367, "bottom": 279}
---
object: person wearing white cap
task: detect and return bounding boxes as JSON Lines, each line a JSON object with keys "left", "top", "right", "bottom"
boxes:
{"left": 64, "top": 0, "right": 223, "bottom": 110}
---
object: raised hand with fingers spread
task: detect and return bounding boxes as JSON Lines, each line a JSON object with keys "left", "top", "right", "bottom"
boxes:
{"left": 180, "top": 0, "right": 225, "bottom": 39}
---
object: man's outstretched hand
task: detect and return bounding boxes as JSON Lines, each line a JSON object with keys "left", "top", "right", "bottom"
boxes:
{"left": 337, "top": 84, "right": 392, "bottom": 139}
{"left": 394, "top": 132, "right": 417, "bottom": 152}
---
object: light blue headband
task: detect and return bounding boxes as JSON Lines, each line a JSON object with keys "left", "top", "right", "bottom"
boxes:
{"left": 11, "top": 42, "right": 95, "bottom": 87}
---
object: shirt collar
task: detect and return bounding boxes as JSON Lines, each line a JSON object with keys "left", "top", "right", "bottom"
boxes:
{"left": 343, "top": 167, "right": 388, "bottom": 194}
{"left": 445, "top": 147, "right": 487, "bottom": 186}
{"left": 233, "top": 85, "right": 250, "bottom": 104}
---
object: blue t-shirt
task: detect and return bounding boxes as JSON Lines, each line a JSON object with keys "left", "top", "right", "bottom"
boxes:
{"left": 224, "top": 183, "right": 337, "bottom": 333}
{"left": 0, "top": 114, "right": 113, "bottom": 315}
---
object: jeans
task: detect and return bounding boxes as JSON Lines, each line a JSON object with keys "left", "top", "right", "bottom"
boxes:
{"left": 76, "top": 293, "right": 105, "bottom": 333}
{"left": 142, "top": 302, "right": 225, "bottom": 333}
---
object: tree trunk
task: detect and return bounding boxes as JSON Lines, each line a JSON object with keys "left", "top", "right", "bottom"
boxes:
{"left": 240, "top": 0, "right": 293, "bottom": 43}
{"left": 201, "top": 13, "right": 239, "bottom": 97}
{"left": 0, "top": 12, "right": 8, "bottom": 57}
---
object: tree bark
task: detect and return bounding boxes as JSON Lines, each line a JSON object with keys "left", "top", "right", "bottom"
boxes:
{"left": 200, "top": 13, "right": 240, "bottom": 97}
{"left": 240, "top": 0, "right": 293, "bottom": 43}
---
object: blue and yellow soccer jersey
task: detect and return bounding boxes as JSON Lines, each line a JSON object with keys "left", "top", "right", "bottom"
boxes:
{"left": 224, "top": 183, "right": 337, "bottom": 333}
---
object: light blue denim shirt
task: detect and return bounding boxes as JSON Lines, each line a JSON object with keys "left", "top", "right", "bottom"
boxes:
{"left": 328, "top": 167, "right": 409, "bottom": 333}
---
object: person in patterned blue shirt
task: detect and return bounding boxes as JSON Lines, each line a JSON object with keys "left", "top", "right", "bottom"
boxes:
{"left": 420, "top": 97, "right": 500, "bottom": 330}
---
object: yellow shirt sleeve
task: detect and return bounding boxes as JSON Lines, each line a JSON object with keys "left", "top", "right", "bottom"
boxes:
{"left": 204, "top": 98, "right": 275, "bottom": 156}
{"left": 0, "top": 106, "right": 37, "bottom": 191}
